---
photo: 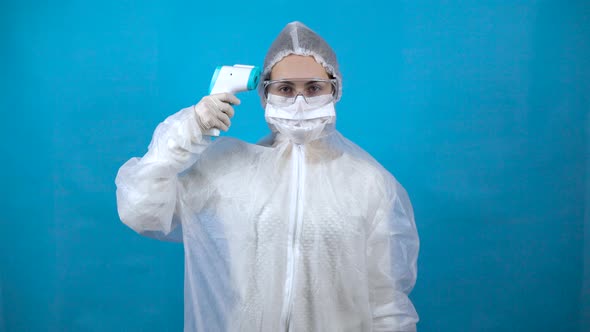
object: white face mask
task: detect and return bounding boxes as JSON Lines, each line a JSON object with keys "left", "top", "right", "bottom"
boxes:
{"left": 265, "top": 95, "right": 336, "bottom": 145}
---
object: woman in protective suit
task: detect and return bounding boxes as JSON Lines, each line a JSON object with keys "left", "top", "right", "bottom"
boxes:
{"left": 116, "top": 21, "right": 419, "bottom": 332}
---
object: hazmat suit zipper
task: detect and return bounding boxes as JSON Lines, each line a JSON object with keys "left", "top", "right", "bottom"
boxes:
{"left": 280, "top": 144, "right": 305, "bottom": 332}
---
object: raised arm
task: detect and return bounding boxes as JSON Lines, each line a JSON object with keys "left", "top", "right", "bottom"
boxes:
{"left": 115, "top": 93, "right": 239, "bottom": 241}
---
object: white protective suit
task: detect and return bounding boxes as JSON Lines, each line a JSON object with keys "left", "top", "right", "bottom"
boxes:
{"left": 116, "top": 21, "right": 419, "bottom": 332}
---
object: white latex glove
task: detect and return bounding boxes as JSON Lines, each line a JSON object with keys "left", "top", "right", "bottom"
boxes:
{"left": 194, "top": 93, "right": 241, "bottom": 133}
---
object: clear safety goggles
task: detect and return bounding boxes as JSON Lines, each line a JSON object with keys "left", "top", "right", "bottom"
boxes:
{"left": 263, "top": 78, "right": 337, "bottom": 107}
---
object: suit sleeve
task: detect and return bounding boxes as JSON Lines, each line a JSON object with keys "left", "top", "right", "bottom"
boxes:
{"left": 367, "top": 183, "right": 420, "bottom": 331}
{"left": 115, "top": 106, "right": 210, "bottom": 242}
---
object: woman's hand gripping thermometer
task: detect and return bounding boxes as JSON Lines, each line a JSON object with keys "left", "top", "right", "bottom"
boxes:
{"left": 205, "top": 64, "right": 261, "bottom": 136}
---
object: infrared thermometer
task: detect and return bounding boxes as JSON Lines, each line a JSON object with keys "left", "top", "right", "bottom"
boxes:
{"left": 206, "top": 64, "right": 261, "bottom": 136}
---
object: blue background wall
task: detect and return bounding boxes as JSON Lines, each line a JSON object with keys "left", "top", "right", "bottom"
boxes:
{"left": 1, "top": 1, "right": 588, "bottom": 331}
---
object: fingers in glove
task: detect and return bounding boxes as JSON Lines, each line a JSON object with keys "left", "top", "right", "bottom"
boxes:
{"left": 213, "top": 93, "right": 241, "bottom": 106}
{"left": 208, "top": 95, "right": 235, "bottom": 118}
{"left": 200, "top": 115, "right": 218, "bottom": 131}
{"left": 213, "top": 116, "right": 230, "bottom": 132}
{"left": 217, "top": 102, "right": 235, "bottom": 118}
{"left": 216, "top": 112, "right": 231, "bottom": 131}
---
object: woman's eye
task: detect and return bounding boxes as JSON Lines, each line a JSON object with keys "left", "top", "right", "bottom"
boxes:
{"left": 278, "top": 86, "right": 293, "bottom": 94}
{"left": 307, "top": 84, "right": 322, "bottom": 95}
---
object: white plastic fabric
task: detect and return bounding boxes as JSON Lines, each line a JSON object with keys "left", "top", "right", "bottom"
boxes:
{"left": 115, "top": 111, "right": 419, "bottom": 331}
{"left": 116, "top": 20, "right": 419, "bottom": 332}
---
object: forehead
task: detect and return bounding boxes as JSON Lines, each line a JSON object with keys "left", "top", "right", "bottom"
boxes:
{"left": 270, "top": 55, "right": 329, "bottom": 80}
